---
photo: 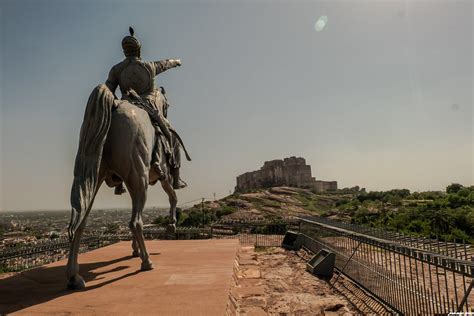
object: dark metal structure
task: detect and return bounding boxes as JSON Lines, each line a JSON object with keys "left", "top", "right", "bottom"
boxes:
{"left": 306, "top": 249, "right": 336, "bottom": 278}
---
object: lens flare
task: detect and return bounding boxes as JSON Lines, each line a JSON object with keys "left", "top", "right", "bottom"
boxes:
{"left": 314, "top": 15, "right": 328, "bottom": 32}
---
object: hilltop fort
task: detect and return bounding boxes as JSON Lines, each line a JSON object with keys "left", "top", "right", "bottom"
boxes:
{"left": 235, "top": 157, "right": 337, "bottom": 193}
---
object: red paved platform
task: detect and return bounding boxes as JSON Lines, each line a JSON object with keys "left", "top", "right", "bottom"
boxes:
{"left": 0, "top": 239, "right": 239, "bottom": 315}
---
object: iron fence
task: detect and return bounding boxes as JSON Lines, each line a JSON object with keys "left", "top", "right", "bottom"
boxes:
{"left": 298, "top": 217, "right": 474, "bottom": 315}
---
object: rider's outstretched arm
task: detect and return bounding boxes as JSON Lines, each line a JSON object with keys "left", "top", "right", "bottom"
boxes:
{"left": 152, "top": 59, "right": 181, "bottom": 76}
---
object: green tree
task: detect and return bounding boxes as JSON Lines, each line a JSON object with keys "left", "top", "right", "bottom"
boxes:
{"left": 429, "top": 210, "right": 452, "bottom": 235}
{"left": 153, "top": 216, "right": 169, "bottom": 226}
{"left": 406, "top": 220, "right": 429, "bottom": 235}
{"left": 446, "top": 183, "right": 463, "bottom": 194}
{"left": 458, "top": 188, "right": 470, "bottom": 198}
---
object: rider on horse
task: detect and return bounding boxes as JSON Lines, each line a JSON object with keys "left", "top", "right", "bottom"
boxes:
{"left": 105, "top": 27, "right": 188, "bottom": 191}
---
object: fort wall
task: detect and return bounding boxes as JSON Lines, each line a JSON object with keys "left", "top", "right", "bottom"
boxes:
{"left": 235, "top": 157, "right": 337, "bottom": 193}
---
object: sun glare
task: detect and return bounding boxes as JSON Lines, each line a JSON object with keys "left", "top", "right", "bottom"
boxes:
{"left": 314, "top": 15, "right": 328, "bottom": 32}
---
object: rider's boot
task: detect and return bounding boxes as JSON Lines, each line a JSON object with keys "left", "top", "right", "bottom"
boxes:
{"left": 151, "top": 133, "right": 167, "bottom": 181}
{"left": 172, "top": 167, "right": 187, "bottom": 189}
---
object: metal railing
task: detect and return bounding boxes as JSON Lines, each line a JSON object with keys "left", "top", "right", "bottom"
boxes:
{"left": 115, "top": 227, "right": 213, "bottom": 240}
{"left": 210, "top": 218, "right": 299, "bottom": 246}
{"left": 0, "top": 236, "right": 115, "bottom": 272}
{"left": 298, "top": 217, "right": 474, "bottom": 315}
{"left": 301, "top": 215, "right": 474, "bottom": 261}
{"left": 0, "top": 227, "right": 215, "bottom": 273}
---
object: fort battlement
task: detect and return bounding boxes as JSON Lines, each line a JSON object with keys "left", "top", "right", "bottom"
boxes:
{"left": 236, "top": 157, "right": 337, "bottom": 192}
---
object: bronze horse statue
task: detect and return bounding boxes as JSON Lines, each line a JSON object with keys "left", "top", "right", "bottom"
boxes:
{"left": 66, "top": 84, "right": 177, "bottom": 289}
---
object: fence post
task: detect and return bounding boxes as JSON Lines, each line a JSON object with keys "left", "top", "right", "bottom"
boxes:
{"left": 457, "top": 280, "right": 474, "bottom": 312}
{"left": 331, "top": 240, "right": 362, "bottom": 287}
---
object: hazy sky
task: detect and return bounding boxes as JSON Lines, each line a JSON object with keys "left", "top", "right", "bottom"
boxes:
{"left": 1, "top": 0, "right": 472, "bottom": 211}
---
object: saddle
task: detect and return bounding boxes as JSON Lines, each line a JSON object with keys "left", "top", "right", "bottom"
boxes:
{"left": 123, "top": 89, "right": 191, "bottom": 162}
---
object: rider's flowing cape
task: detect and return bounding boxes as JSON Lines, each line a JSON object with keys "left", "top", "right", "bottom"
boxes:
{"left": 68, "top": 84, "right": 115, "bottom": 240}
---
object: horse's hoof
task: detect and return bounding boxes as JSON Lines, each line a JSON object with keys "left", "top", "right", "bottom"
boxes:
{"left": 141, "top": 260, "right": 154, "bottom": 271}
{"left": 132, "top": 251, "right": 140, "bottom": 258}
{"left": 67, "top": 275, "right": 86, "bottom": 290}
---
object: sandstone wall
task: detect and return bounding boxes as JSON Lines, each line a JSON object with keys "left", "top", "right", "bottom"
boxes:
{"left": 315, "top": 180, "right": 338, "bottom": 193}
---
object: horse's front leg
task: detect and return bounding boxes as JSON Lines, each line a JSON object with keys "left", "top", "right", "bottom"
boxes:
{"left": 127, "top": 175, "right": 153, "bottom": 271}
{"left": 161, "top": 180, "right": 177, "bottom": 234}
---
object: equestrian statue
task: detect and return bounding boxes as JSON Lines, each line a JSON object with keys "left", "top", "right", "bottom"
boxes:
{"left": 66, "top": 27, "right": 191, "bottom": 289}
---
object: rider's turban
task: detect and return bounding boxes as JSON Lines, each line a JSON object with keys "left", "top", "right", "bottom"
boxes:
{"left": 122, "top": 27, "right": 141, "bottom": 58}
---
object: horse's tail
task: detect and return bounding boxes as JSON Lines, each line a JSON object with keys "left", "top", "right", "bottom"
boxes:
{"left": 68, "top": 84, "right": 115, "bottom": 240}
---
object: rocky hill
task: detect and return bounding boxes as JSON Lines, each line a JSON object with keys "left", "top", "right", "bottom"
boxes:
{"left": 165, "top": 186, "right": 353, "bottom": 227}
{"left": 154, "top": 184, "right": 474, "bottom": 243}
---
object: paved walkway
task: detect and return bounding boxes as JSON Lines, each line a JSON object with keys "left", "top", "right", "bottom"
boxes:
{"left": 0, "top": 239, "right": 239, "bottom": 315}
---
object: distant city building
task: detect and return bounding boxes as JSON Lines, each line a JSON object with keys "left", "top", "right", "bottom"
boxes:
{"left": 235, "top": 157, "right": 337, "bottom": 193}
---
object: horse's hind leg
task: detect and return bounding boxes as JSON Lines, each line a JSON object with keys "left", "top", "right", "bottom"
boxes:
{"left": 127, "top": 177, "right": 153, "bottom": 270}
{"left": 161, "top": 179, "right": 177, "bottom": 234}
{"left": 131, "top": 237, "right": 140, "bottom": 257}
{"left": 66, "top": 180, "right": 102, "bottom": 289}
{"left": 66, "top": 219, "right": 87, "bottom": 289}
{"left": 128, "top": 204, "right": 141, "bottom": 258}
